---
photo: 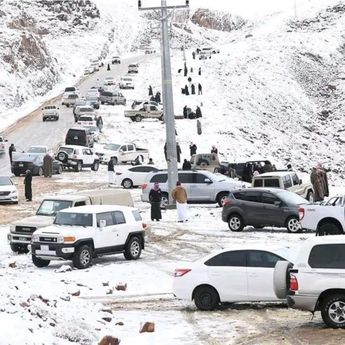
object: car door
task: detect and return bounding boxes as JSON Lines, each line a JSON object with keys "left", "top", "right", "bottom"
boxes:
{"left": 111, "top": 211, "right": 128, "bottom": 246}
{"left": 289, "top": 173, "right": 303, "bottom": 195}
{"left": 129, "top": 166, "right": 157, "bottom": 186}
{"left": 259, "top": 192, "right": 284, "bottom": 226}
{"left": 127, "top": 144, "right": 135, "bottom": 161}
{"left": 204, "top": 250, "right": 248, "bottom": 302}
{"left": 119, "top": 145, "right": 128, "bottom": 162}
{"left": 241, "top": 191, "right": 263, "bottom": 225}
{"left": 82, "top": 148, "right": 93, "bottom": 165}
{"left": 178, "top": 173, "right": 193, "bottom": 200}
{"left": 246, "top": 250, "right": 286, "bottom": 301}
{"left": 95, "top": 212, "right": 117, "bottom": 251}
{"left": 191, "top": 173, "right": 214, "bottom": 201}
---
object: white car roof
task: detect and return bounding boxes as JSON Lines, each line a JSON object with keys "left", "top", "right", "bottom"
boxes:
{"left": 59, "top": 205, "right": 136, "bottom": 214}
{"left": 256, "top": 171, "right": 295, "bottom": 177}
{"left": 59, "top": 145, "right": 88, "bottom": 150}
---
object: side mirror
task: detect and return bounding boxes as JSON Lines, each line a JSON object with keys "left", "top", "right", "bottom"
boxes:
{"left": 299, "top": 179, "right": 302, "bottom": 185}
{"left": 99, "top": 219, "right": 106, "bottom": 228}
{"left": 204, "top": 178, "right": 212, "bottom": 184}
{"left": 274, "top": 201, "right": 282, "bottom": 207}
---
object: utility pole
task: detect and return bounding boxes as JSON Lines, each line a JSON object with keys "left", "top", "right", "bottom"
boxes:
{"left": 139, "top": 0, "right": 189, "bottom": 206}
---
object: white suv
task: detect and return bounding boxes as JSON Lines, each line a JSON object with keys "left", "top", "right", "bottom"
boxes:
{"left": 30, "top": 205, "right": 147, "bottom": 269}
{"left": 274, "top": 236, "right": 345, "bottom": 328}
{"left": 42, "top": 105, "right": 59, "bottom": 121}
{"left": 56, "top": 145, "right": 99, "bottom": 172}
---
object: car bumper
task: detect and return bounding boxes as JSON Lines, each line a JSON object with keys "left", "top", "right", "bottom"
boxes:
{"left": 172, "top": 279, "right": 193, "bottom": 301}
{"left": 287, "top": 294, "right": 318, "bottom": 312}
{"left": 0, "top": 194, "right": 18, "bottom": 202}
{"left": 8, "top": 232, "right": 32, "bottom": 244}
{"left": 31, "top": 242, "right": 75, "bottom": 260}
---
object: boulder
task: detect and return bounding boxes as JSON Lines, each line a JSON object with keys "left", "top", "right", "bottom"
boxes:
{"left": 98, "top": 336, "right": 120, "bottom": 345}
{"left": 139, "top": 322, "right": 155, "bottom": 333}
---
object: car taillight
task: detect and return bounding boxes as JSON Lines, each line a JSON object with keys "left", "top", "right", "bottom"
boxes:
{"left": 142, "top": 223, "right": 148, "bottom": 230}
{"left": 290, "top": 274, "right": 299, "bottom": 292}
{"left": 223, "top": 199, "right": 231, "bottom": 206}
{"left": 174, "top": 269, "right": 191, "bottom": 277}
{"left": 299, "top": 207, "right": 305, "bottom": 221}
{"left": 142, "top": 183, "right": 148, "bottom": 190}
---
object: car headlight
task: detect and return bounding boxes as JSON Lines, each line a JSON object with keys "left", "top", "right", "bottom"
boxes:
{"left": 32, "top": 234, "right": 40, "bottom": 242}
{"left": 56, "top": 235, "right": 64, "bottom": 244}
{"left": 9, "top": 190, "right": 17, "bottom": 195}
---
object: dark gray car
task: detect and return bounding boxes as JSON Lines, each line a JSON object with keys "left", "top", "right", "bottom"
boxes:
{"left": 221, "top": 188, "right": 308, "bottom": 233}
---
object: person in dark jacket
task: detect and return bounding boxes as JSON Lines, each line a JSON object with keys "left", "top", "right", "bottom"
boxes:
{"left": 189, "top": 142, "right": 197, "bottom": 156}
{"left": 184, "top": 62, "right": 188, "bottom": 77}
{"left": 107, "top": 158, "right": 115, "bottom": 185}
{"left": 148, "top": 85, "right": 153, "bottom": 96}
{"left": 182, "top": 159, "right": 192, "bottom": 170}
{"left": 190, "top": 67, "right": 193, "bottom": 73}
{"left": 149, "top": 182, "right": 162, "bottom": 221}
{"left": 184, "top": 85, "right": 189, "bottom": 96}
{"left": 24, "top": 170, "right": 32, "bottom": 201}
{"left": 43, "top": 153, "right": 53, "bottom": 178}
{"left": 198, "top": 83, "right": 202, "bottom": 95}
{"left": 107, "top": 63, "right": 111, "bottom": 71}
{"left": 198, "top": 67, "right": 201, "bottom": 76}
{"left": 195, "top": 106, "right": 202, "bottom": 118}
{"left": 191, "top": 84, "right": 195, "bottom": 95}
{"left": 192, "top": 51, "right": 196, "bottom": 59}
{"left": 9, "top": 144, "right": 16, "bottom": 164}
{"left": 155, "top": 91, "right": 161, "bottom": 103}
{"left": 188, "top": 77, "right": 192, "bottom": 83}
{"left": 183, "top": 105, "right": 188, "bottom": 118}
{"left": 211, "top": 145, "right": 218, "bottom": 154}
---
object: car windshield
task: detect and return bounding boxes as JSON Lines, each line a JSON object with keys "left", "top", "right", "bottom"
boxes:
{"left": 28, "top": 147, "right": 46, "bottom": 153}
{"left": 54, "top": 212, "right": 93, "bottom": 226}
{"left": 84, "top": 126, "right": 98, "bottom": 132}
{"left": 0, "top": 176, "right": 12, "bottom": 186}
{"left": 79, "top": 116, "right": 94, "bottom": 121}
{"left": 65, "top": 87, "right": 75, "bottom": 92}
{"left": 276, "top": 190, "right": 308, "bottom": 205}
{"left": 37, "top": 200, "right": 73, "bottom": 216}
{"left": 103, "top": 144, "right": 120, "bottom": 151}
{"left": 80, "top": 107, "right": 94, "bottom": 113}
{"left": 45, "top": 106, "right": 56, "bottom": 109}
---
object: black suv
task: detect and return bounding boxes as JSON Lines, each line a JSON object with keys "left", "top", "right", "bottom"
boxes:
{"left": 65, "top": 127, "right": 94, "bottom": 148}
{"left": 222, "top": 188, "right": 308, "bottom": 233}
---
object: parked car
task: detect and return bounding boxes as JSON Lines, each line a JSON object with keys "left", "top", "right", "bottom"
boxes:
{"left": 85, "top": 95, "right": 100, "bottom": 110}
{"left": 90, "top": 62, "right": 99, "bottom": 72}
{"left": 252, "top": 171, "right": 314, "bottom": 201}
{"left": 128, "top": 63, "right": 138, "bottom": 73}
{"left": 124, "top": 104, "right": 163, "bottom": 122}
{"left": 141, "top": 170, "right": 244, "bottom": 207}
{"left": 115, "top": 165, "right": 159, "bottom": 189}
{"left": 0, "top": 176, "right": 18, "bottom": 204}
{"left": 103, "top": 77, "right": 116, "bottom": 86}
{"left": 56, "top": 145, "right": 99, "bottom": 172}
{"left": 0, "top": 136, "right": 7, "bottom": 153}
{"left": 222, "top": 188, "right": 308, "bottom": 233}
{"left": 131, "top": 100, "right": 161, "bottom": 109}
{"left": 74, "top": 106, "right": 95, "bottom": 119}
{"left": 273, "top": 235, "right": 345, "bottom": 328}
{"left": 173, "top": 245, "right": 295, "bottom": 310}
{"left": 119, "top": 76, "right": 135, "bottom": 90}
{"left": 228, "top": 160, "right": 273, "bottom": 182}
{"left": 8, "top": 189, "right": 133, "bottom": 253}
{"left": 190, "top": 153, "right": 220, "bottom": 172}
{"left": 42, "top": 105, "right": 59, "bottom": 122}
{"left": 30, "top": 205, "right": 147, "bottom": 269}
{"left": 11, "top": 154, "right": 63, "bottom": 176}
{"left": 63, "top": 87, "right": 79, "bottom": 96}
{"left": 84, "top": 66, "right": 93, "bottom": 75}
{"left": 99, "top": 91, "right": 126, "bottom": 105}
{"left": 82, "top": 124, "right": 101, "bottom": 142}
{"left": 65, "top": 127, "right": 94, "bottom": 148}
{"left": 62, "top": 93, "right": 79, "bottom": 107}
{"left": 112, "top": 56, "right": 121, "bottom": 64}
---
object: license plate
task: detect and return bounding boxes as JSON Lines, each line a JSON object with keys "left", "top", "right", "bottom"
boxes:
{"left": 19, "top": 163, "right": 24, "bottom": 167}
{"left": 40, "top": 245, "right": 50, "bottom": 252}
{"left": 19, "top": 237, "right": 27, "bottom": 241}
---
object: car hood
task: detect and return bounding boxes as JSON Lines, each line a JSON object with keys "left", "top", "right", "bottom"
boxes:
{"left": 0, "top": 185, "right": 16, "bottom": 193}
{"left": 13, "top": 215, "right": 54, "bottom": 228}
{"left": 34, "top": 224, "right": 92, "bottom": 237}
{"left": 12, "top": 153, "right": 41, "bottom": 163}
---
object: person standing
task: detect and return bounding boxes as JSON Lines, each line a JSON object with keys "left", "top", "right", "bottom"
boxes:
{"left": 107, "top": 158, "right": 115, "bottom": 185}
{"left": 107, "top": 63, "right": 111, "bottom": 71}
{"left": 198, "top": 67, "right": 201, "bottom": 76}
{"left": 43, "top": 152, "right": 53, "bottom": 178}
{"left": 195, "top": 106, "right": 202, "bottom": 118}
{"left": 182, "top": 159, "right": 192, "bottom": 170}
{"left": 189, "top": 142, "right": 197, "bottom": 156}
{"left": 183, "top": 105, "right": 188, "bottom": 119}
{"left": 171, "top": 181, "right": 188, "bottom": 222}
{"left": 148, "top": 85, "right": 153, "bottom": 96}
{"left": 184, "top": 62, "right": 188, "bottom": 77}
{"left": 192, "top": 51, "right": 196, "bottom": 59}
{"left": 184, "top": 85, "right": 189, "bottom": 96}
{"left": 24, "top": 170, "right": 32, "bottom": 201}
{"left": 310, "top": 163, "right": 329, "bottom": 202}
{"left": 9, "top": 144, "right": 16, "bottom": 164}
{"left": 198, "top": 83, "right": 203, "bottom": 95}
{"left": 155, "top": 91, "right": 161, "bottom": 103}
{"left": 191, "top": 84, "right": 195, "bottom": 95}
{"left": 211, "top": 145, "right": 218, "bottom": 154}
{"left": 149, "top": 182, "right": 162, "bottom": 221}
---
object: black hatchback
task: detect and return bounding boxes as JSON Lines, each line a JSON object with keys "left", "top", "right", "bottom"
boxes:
{"left": 221, "top": 188, "right": 308, "bottom": 233}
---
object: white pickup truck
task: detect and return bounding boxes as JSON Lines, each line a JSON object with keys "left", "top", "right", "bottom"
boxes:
{"left": 299, "top": 195, "right": 345, "bottom": 235}
{"left": 124, "top": 104, "right": 163, "bottom": 122}
{"left": 0, "top": 136, "right": 7, "bottom": 153}
{"left": 95, "top": 143, "right": 149, "bottom": 165}
{"left": 8, "top": 189, "right": 133, "bottom": 253}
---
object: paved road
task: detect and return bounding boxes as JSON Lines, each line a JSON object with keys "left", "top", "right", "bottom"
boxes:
{"left": 0, "top": 55, "right": 149, "bottom": 175}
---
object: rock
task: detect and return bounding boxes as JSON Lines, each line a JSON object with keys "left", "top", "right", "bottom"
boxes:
{"left": 102, "top": 317, "right": 112, "bottom": 323}
{"left": 115, "top": 283, "right": 127, "bottom": 291}
{"left": 139, "top": 322, "right": 155, "bottom": 333}
{"left": 70, "top": 290, "right": 80, "bottom": 297}
{"left": 115, "top": 321, "right": 124, "bottom": 326}
{"left": 20, "top": 302, "right": 30, "bottom": 308}
{"left": 101, "top": 309, "right": 113, "bottom": 314}
{"left": 106, "top": 289, "right": 113, "bottom": 295}
{"left": 102, "top": 282, "right": 109, "bottom": 286}
{"left": 98, "top": 336, "right": 120, "bottom": 345}
{"left": 9, "top": 261, "right": 17, "bottom": 268}
{"left": 60, "top": 296, "right": 71, "bottom": 302}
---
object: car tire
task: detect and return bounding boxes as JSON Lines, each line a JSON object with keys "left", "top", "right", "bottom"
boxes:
{"left": 38, "top": 167, "right": 43, "bottom": 176}
{"left": 73, "top": 244, "right": 92, "bottom": 269}
{"left": 286, "top": 216, "right": 302, "bottom": 233}
{"left": 57, "top": 164, "right": 63, "bottom": 174}
{"left": 273, "top": 261, "right": 293, "bottom": 299}
{"left": 216, "top": 192, "right": 228, "bottom": 207}
{"left": 32, "top": 255, "right": 50, "bottom": 268}
{"left": 42, "top": 118, "right": 46, "bottom": 122}
{"left": 135, "top": 115, "right": 142, "bottom": 122}
{"left": 227, "top": 214, "right": 244, "bottom": 232}
{"left": 57, "top": 151, "right": 68, "bottom": 164}
{"left": 194, "top": 286, "right": 220, "bottom": 311}
{"left": 321, "top": 294, "right": 345, "bottom": 329}
{"left": 213, "top": 167, "right": 220, "bottom": 173}
{"left": 160, "top": 193, "right": 169, "bottom": 209}
{"left": 122, "top": 178, "right": 133, "bottom": 189}
{"left": 75, "top": 161, "right": 82, "bottom": 172}
{"left": 91, "top": 161, "right": 99, "bottom": 171}
{"left": 199, "top": 159, "right": 209, "bottom": 168}
{"left": 124, "top": 236, "right": 142, "bottom": 260}
{"left": 317, "top": 223, "right": 343, "bottom": 236}
{"left": 306, "top": 190, "right": 314, "bottom": 202}
{"left": 10, "top": 243, "right": 29, "bottom": 254}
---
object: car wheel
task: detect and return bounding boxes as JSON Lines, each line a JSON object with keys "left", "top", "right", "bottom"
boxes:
{"left": 124, "top": 236, "right": 142, "bottom": 260}
{"left": 122, "top": 178, "right": 133, "bottom": 189}
{"left": 57, "top": 164, "right": 63, "bottom": 175}
{"left": 91, "top": 161, "right": 99, "bottom": 171}
{"left": 213, "top": 167, "right": 220, "bottom": 173}
{"left": 10, "top": 243, "right": 29, "bottom": 254}
{"left": 42, "top": 118, "right": 46, "bottom": 122}
{"left": 194, "top": 286, "right": 220, "bottom": 311}
{"left": 306, "top": 190, "right": 314, "bottom": 202}
{"left": 32, "top": 255, "right": 50, "bottom": 268}
{"left": 199, "top": 159, "right": 209, "bottom": 168}
{"left": 286, "top": 216, "right": 302, "bottom": 233}
{"left": 135, "top": 115, "right": 142, "bottom": 122}
{"left": 75, "top": 161, "right": 82, "bottom": 172}
{"left": 321, "top": 294, "right": 345, "bottom": 328}
{"left": 216, "top": 192, "right": 228, "bottom": 207}
{"left": 160, "top": 193, "right": 169, "bottom": 209}
{"left": 273, "top": 261, "right": 293, "bottom": 299}
{"left": 317, "top": 223, "right": 343, "bottom": 236}
{"left": 57, "top": 151, "right": 68, "bottom": 164}
{"left": 38, "top": 167, "right": 43, "bottom": 176}
{"left": 73, "top": 244, "right": 92, "bottom": 269}
{"left": 227, "top": 214, "right": 244, "bottom": 232}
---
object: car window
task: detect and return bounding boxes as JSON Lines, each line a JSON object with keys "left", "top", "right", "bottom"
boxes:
{"left": 263, "top": 178, "right": 280, "bottom": 188}
{"left": 247, "top": 250, "right": 285, "bottom": 268}
{"left": 132, "top": 210, "right": 142, "bottom": 221}
{"left": 96, "top": 212, "right": 114, "bottom": 227}
{"left": 150, "top": 106, "right": 157, "bottom": 110}
{"left": 291, "top": 174, "right": 300, "bottom": 186}
{"left": 113, "top": 211, "right": 126, "bottom": 224}
{"left": 262, "top": 192, "right": 280, "bottom": 205}
{"left": 253, "top": 179, "right": 263, "bottom": 187}
{"left": 150, "top": 173, "right": 168, "bottom": 183}
{"left": 244, "top": 191, "right": 261, "bottom": 203}
{"left": 178, "top": 173, "right": 193, "bottom": 184}
{"left": 74, "top": 201, "right": 86, "bottom": 207}
{"left": 127, "top": 145, "right": 134, "bottom": 151}
{"left": 205, "top": 251, "right": 246, "bottom": 267}
{"left": 120, "top": 145, "right": 127, "bottom": 152}
{"left": 309, "top": 244, "right": 345, "bottom": 269}
{"left": 232, "top": 192, "right": 247, "bottom": 200}
{"left": 283, "top": 175, "right": 292, "bottom": 189}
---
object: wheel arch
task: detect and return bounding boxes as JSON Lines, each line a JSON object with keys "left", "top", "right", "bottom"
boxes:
{"left": 317, "top": 289, "right": 345, "bottom": 310}
{"left": 317, "top": 218, "right": 344, "bottom": 233}
{"left": 125, "top": 231, "right": 145, "bottom": 249}
{"left": 192, "top": 284, "right": 220, "bottom": 301}
{"left": 75, "top": 238, "right": 95, "bottom": 251}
